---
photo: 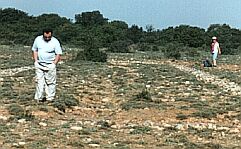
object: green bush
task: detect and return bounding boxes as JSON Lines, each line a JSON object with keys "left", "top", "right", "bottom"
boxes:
{"left": 96, "top": 120, "right": 111, "bottom": 129}
{"left": 135, "top": 89, "right": 152, "bottom": 101}
{"left": 183, "top": 47, "right": 200, "bottom": 59}
{"left": 52, "top": 94, "right": 79, "bottom": 113}
{"left": 8, "top": 104, "right": 34, "bottom": 120}
{"left": 8, "top": 104, "right": 24, "bottom": 115}
{"left": 75, "top": 48, "right": 107, "bottom": 62}
{"left": 108, "top": 40, "right": 133, "bottom": 53}
{"left": 163, "top": 43, "right": 181, "bottom": 59}
{"left": 137, "top": 43, "right": 159, "bottom": 52}
{"left": 130, "top": 126, "right": 152, "bottom": 134}
{"left": 138, "top": 43, "right": 151, "bottom": 51}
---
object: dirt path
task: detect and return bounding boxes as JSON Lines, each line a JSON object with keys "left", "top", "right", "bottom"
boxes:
{"left": 0, "top": 66, "right": 33, "bottom": 77}
{"left": 109, "top": 59, "right": 241, "bottom": 96}
{"left": 170, "top": 62, "right": 241, "bottom": 96}
{"left": 1, "top": 59, "right": 241, "bottom": 148}
{"left": 2, "top": 60, "right": 240, "bottom": 97}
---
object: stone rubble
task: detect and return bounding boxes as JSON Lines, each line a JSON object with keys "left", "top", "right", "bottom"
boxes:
{"left": 170, "top": 63, "right": 241, "bottom": 95}
{"left": 0, "top": 66, "right": 33, "bottom": 77}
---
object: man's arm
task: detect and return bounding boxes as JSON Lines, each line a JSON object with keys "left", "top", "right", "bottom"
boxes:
{"left": 33, "top": 51, "right": 38, "bottom": 62}
{"left": 53, "top": 54, "right": 61, "bottom": 64}
{"left": 218, "top": 47, "right": 221, "bottom": 54}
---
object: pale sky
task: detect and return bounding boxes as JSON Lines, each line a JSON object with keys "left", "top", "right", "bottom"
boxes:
{"left": 1, "top": 0, "right": 241, "bottom": 30}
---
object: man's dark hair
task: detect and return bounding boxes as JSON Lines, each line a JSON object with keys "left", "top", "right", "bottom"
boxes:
{"left": 43, "top": 28, "right": 53, "bottom": 34}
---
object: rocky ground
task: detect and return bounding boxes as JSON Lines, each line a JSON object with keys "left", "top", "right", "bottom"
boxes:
{"left": 0, "top": 46, "right": 241, "bottom": 148}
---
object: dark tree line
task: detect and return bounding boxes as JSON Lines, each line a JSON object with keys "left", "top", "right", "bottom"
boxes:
{"left": 1, "top": 8, "right": 241, "bottom": 55}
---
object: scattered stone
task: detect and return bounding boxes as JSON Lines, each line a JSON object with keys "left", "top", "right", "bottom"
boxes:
{"left": 70, "top": 126, "right": 83, "bottom": 131}
{"left": 163, "top": 123, "right": 172, "bottom": 128}
{"left": 143, "top": 120, "right": 154, "bottom": 126}
{"left": 89, "top": 144, "right": 100, "bottom": 147}
{"left": 233, "top": 119, "right": 240, "bottom": 124}
{"left": 0, "top": 116, "right": 8, "bottom": 121}
{"left": 221, "top": 132, "right": 225, "bottom": 137}
{"left": 18, "top": 142, "right": 26, "bottom": 146}
{"left": 229, "top": 128, "right": 240, "bottom": 134}
{"left": 171, "top": 63, "right": 241, "bottom": 95}
{"left": 161, "top": 99, "right": 169, "bottom": 102}
{"left": 217, "top": 126, "right": 230, "bottom": 131}
{"left": 72, "top": 106, "right": 81, "bottom": 111}
{"left": 170, "top": 98, "right": 175, "bottom": 102}
{"left": 83, "top": 138, "right": 92, "bottom": 143}
{"left": 175, "top": 124, "right": 185, "bottom": 130}
{"left": 129, "top": 128, "right": 135, "bottom": 133}
{"left": 111, "top": 125, "right": 118, "bottom": 129}
{"left": 198, "top": 137, "right": 202, "bottom": 141}
{"left": 0, "top": 66, "right": 33, "bottom": 77}
{"left": 152, "top": 126, "right": 164, "bottom": 131}
{"left": 146, "top": 85, "right": 151, "bottom": 88}
{"left": 183, "top": 93, "right": 191, "bottom": 96}
{"left": 208, "top": 123, "right": 217, "bottom": 130}
{"left": 12, "top": 143, "right": 19, "bottom": 147}
{"left": 200, "top": 98, "right": 206, "bottom": 102}
{"left": 102, "top": 97, "right": 111, "bottom": 102}
{"left": 39, "top": 122, "right": 47, "bottom": 127}
{"left": 18, "top": 119, "right": 26, "bottom": 123}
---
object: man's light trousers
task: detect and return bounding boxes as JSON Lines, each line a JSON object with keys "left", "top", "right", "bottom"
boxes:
{"left": 34, "top": 63, "right": 56, "bottom": 101}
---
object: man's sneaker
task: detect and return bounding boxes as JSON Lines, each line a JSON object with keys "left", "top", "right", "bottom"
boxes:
{"left": 35, "top": 99, "right": 44, "bottom": 103}
{"left": 46, "top": 97, "right": 54, "bottom": 105}
{"left": 46, "top": 97, "right": 54, "bottom": 101}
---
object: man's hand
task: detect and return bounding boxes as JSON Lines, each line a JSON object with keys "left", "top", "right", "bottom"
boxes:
{"left": 34, "top": 61, "right": 38, "bottom": 68}
{"left": 218, "top": 48, "right": 221, "bottom": 55}
{"left": 53, "top": 54, "right": 61, "bottom": 65}
{"left": 33, "top": 51, "right": 38, "bottom": 62}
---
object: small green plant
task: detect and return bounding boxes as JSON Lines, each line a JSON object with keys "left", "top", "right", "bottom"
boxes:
{"left": 109, "top": 40, "right": 133, "bottom": 53}
{"left": 8, "top": 104, "right": 34, "bottom": 120}
{"left": 52, "top": 100, "right": 66, "bottom": 113}
{"left": 67, "top": 140, "right": 84, "bottom": 148}
{"left": 8, "top": 104, "right": 25, "bottom": 115}
{"left": 176, "top": 114, "right": 188, "bottom": 120}
{"left": 191, "top": 109, "right": 217, "bottom": 119}
{"left": 163, "top": 43, "right": 181, "bottom": 59}
{"left": 76, "top": 48, "right": 107, "bottom": 62}
{"left": 135, "top": 89, "right": 152, "bottom": 101}
{"left": 52, "top": 94, "right": 79, "bottom": 113}
{"left": 130, "top": 126, "right": 152, "bottom": 134}
{"left": 97, "top": 120, "right": 111, "bottom": 129}
{"left": 236, "top": 113, "right": 241, "bottom": 121}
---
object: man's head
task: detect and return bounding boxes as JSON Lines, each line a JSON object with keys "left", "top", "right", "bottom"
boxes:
{"left": 43, "top": 28, "right": 53, "bottom": 42}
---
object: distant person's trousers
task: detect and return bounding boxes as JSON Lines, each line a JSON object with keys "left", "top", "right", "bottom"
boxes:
{"left": 212, "top": 52, "right": 218, "bottom": 60}
{"left": 34, "top": 62, "right": 56, "bottom": 101}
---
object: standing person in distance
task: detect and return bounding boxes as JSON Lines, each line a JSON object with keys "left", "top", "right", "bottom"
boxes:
{"left": 32, "top": 28, "right": 63, "bottom": 102}
{"left": 210, "top": 36, "right": 221, "bottom": 67}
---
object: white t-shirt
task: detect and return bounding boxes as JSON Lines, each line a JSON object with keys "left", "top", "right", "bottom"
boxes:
{"left": 213, "top": 42, "right": 220, "bottom": 54}
{"left": 32, "top": 35, "right": 62, "bottom": 64}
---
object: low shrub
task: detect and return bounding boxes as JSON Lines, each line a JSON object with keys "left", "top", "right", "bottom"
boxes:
{"left": 8, "top": 104, "right": 34, "bottom": 120}
{"left": 76, "top": 48, "right": 107, "bottom": 62}
{"left": 108, "top": 40, "right": 133, "bottom": 53}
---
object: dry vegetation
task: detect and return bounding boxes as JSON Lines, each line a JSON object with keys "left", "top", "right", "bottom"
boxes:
{"left": 0, "top": 45, "right": 241, "bottom": 149}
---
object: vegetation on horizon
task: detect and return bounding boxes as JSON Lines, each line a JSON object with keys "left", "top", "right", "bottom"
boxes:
{"left": 1, "top": 7, "right": 241, "bottom": 59}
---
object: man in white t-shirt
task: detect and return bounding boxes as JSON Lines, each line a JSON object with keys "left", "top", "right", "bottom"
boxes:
{"left": 210, "top": 36, "right": 221, "bottom": 67}
{"left": 32, "top": 28, "right": 62, "bottom": 102}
